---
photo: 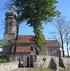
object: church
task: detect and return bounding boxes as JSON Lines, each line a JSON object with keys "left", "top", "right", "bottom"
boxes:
{"left": 3, "top": 8, "right": 61, "bottom": 67}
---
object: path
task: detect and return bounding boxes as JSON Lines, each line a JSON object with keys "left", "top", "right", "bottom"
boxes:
{"left": 11, "top": 68, "right": 29, "bottom": 71}
{"left": 11, "top": 67, "right": 67, "bottom": 71}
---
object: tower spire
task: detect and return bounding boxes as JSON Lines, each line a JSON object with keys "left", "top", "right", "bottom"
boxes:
{"left": 4, "top": 7, "right": 17, "bottom": 46}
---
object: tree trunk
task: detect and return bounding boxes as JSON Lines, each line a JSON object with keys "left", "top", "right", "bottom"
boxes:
{"left": 61, "top": 36, "right": 65, "bottom": 57}
{"left": 62, "top": 45, "right": 64, "bottom": 57}
{"left": 67, "top": 42, "right": 69, "bottom": 57}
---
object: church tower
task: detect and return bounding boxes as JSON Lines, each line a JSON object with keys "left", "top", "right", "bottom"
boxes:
{"left": 4, "top": 8, "right": 17, "bottom": 46}
{"left": 3, "top": 8, "right": 17, "bottom": 56}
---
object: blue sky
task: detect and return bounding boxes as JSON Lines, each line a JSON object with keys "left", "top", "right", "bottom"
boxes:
{"left": 0, "top": 0, "right": 70, "bottom": 39}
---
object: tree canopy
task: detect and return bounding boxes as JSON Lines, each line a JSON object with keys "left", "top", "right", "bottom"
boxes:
{"left": 12, "top": 0, "right": 58, "bottom": 49}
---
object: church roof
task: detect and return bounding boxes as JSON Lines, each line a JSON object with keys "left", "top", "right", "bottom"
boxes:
{"left": 46, "top": 40, "right": 60, "bottom": 47}
{"left": 12, "top": 46, "right": 31, "bottom": 54}
{"left": 18, "top": 35, "right": 34, "bottom": 43}
{"left": 12, "top": 35, "right": 60, "bottom": 54}
{"left": 17, "top": 35, "right": 60, "bottom": 47}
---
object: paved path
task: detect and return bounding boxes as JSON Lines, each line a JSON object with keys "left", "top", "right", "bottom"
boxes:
{"left": 11, "top": 67, "right": 66, "bottom": 71}
{"left": 11, "top": 68, "right": 29, "bottom": 71}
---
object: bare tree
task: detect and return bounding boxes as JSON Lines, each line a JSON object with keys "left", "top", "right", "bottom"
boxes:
{"left": 64, "top": 22, "right": 70, "bottom": 57}
{"left": 53, "top": 14, "right": 70, "bottom": 57}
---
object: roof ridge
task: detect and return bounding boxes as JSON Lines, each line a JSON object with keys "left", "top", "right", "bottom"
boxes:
{"left": 46, "top": 40, "right": 58, "bottom": 41}
{"left": 18, "top": 35, "right": 35, "bottom": 37}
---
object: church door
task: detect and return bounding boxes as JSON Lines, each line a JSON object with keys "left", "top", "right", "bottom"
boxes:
{"left": 27, "top": 57, "right": 30, "bottom": 67}
{"left": 30, "top": 55, "right": 34, "bottom": 67}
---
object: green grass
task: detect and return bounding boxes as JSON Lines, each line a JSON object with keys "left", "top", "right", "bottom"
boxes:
{"left": 27, "top": 65, "right": 54, "bottom": 71}
{"left": 0, "top": 57, "right": 7, "bottom": 63}
{"left": 27, "top": 68, "right": 54, "bottom": 71}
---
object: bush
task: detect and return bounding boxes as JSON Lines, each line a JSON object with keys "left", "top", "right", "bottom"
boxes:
{"left": 0, "top": 57, "right": 7, "bottom": 63}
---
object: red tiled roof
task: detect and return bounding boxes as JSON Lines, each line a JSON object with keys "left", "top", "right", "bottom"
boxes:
{"left": 17, "top": 35, "right": 60, "bottom": 48}
{"left": 46, "top": 40, "right": 60, "bottom": 47}
{"left": 12, "top": 46, "right": 31, "bottom": 53}
{"left": 18, "top": 35, "right": 34, "bottom": 43}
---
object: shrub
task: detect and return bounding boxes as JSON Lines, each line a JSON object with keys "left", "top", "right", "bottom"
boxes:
{"left": 0, "top": 57, "right": 7, "bottom": 63}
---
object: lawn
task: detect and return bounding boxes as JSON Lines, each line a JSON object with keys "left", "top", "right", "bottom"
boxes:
{"left": 27, "top": 66, "right": 54, "bottom": 71}
{"left": 28, "top": 68, "right": 54, "bottom": 71}
{"left": 27, "top": 68, "right": 54, "bottom": 71}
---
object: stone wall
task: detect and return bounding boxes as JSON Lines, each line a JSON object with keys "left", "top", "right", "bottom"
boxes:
{"left": 0, "top": 61, "right": 18, "bottom": 71}
{"left": 35, "top": 55, "right": 70, "bottom": 71}
{"left": 61, "top": 57, "right": 70, "bottom": 70}
{"left": 0, "top": 56, "right": 70, "bottom": 71}
{"left": 35, "top": 55, "right": 59, "bottom": 67}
